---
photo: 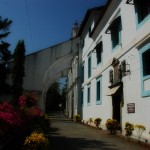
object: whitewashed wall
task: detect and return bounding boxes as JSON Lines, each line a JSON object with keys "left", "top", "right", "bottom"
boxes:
{"left": 66, "top": 56, "right": 79, "bottom": 118}
{"left": 81, "top": 0, "right": 150, "bottom": 141}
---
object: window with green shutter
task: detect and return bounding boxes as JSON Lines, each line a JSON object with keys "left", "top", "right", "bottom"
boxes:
{"left": 96, "top": 77, "right": 102, "bottom": 105}
{"left": 110, "top": 17, "right": 122, "bottom": 49}
{"left": 139, "top": 42, "right": 150, "bottom": 97}
{"left": 87, "top": 84, "right": 91, "bottom": 105}
{"left": 96, "top": 41, "right": 103, "bottom": 65}
{"left": 135, "top": 0, "right": 150, "bottom": 24}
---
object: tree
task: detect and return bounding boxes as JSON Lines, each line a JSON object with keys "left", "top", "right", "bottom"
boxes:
{"left": 46, "top": 81, "right": 61, "bottom": 112}
{"left": 11, "top": 40, "right": 26, "bottom": 105}
{"left": 0, "top": 16, "right": 12, "bottom": 96}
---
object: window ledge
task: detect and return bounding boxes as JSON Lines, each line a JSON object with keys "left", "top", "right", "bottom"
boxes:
{"left": 96, "top": 101, "right": 102, "bottom": 105}
{"left": 141, "top": 91, "right": 150, "bottom": 97}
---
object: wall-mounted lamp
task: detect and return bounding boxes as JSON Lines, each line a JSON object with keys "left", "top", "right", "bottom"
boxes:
{"left": 109, "top": 69, "right": 113, "bottom": 84}
{"left": 121, "top": 60, "right": 130, "bottom": 76}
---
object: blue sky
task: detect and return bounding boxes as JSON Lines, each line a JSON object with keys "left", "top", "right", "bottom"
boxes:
{"left": 0, "top": 0, "right": 107, "bottom": 55}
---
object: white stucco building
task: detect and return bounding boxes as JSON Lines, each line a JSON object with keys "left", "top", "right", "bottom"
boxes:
{"left": 66, "top": 22, "right": 82, "bottom": 118}
{"left": 66, "top": 56, "right": 79, "bottom": 118}
{"left": 67, "top": 0, "right": 150, "bottom": 142}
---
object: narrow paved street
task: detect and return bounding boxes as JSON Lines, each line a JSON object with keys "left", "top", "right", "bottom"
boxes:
{"left": 48, "top": 111, "right": 149, "bottom": 150}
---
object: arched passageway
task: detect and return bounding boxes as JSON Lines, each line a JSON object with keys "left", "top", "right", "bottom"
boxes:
{"left": 23, "top": 38, "right": 78, "bottom": 111}
{"left": 45, "top": 78, "right": 67, "bottom": 113}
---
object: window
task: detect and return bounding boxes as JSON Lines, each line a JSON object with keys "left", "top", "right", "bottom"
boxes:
{"left": 96, "top": 77, "right": 102, "bottom": 104}
{"left": 88, "top": 55, "right": 91, "bottom": 78}
{"left": 110, "top": 16, "right": 122, "bottom": 49}
{"left": 135, "top": 0, "right": 150, "bottom": 24}
{"left": 142, "top": 50, "right": 150, "bottom": 76}
{"left": 106, "top": 16, "right": 122, "bottom": 50}
{"left": 87, "top": 84, "right": 91, "bottom": 105}
{"left": 82, "top": 64, "right": 84, "bottom": 83}
{"left": 95, "top": 42, "right": 103, "bottom": 65}
{"left": 139, "top": 42, "right": 150, "bottom": 97}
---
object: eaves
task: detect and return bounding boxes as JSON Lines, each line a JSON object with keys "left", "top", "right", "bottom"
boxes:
{"left": 90, "top": 0, "right": 122, "bottom": 39}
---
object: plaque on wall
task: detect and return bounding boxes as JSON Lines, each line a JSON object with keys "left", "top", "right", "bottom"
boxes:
{"left": 127, "top": 103, "right": 135, "bottom": 113}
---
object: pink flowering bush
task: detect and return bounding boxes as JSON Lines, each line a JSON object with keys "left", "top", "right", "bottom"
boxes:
{"left": 19, "top": 93, "right": 37, "bottom": 108}
{"left": 18, "top": 93, "right": 50, "bottom": 134}
{"left": 0, "top": 102, "right": 24, "bottom": 134}
{"left": 0, "top": 93, "right": 51, "bottom": 149}
{"left": 18, "top": 93, "right": 43, "bottom": 122}
{"left": 24, "top": 106, "right": 43, "bottom": 120}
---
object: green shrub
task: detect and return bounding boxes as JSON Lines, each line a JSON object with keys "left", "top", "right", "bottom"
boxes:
{"left": 74, "top": 114, "right": 81, "bottom": 122}
{"left": 23, "top": 132, "right": 49, "bottom": 150}
{"left": 94, "top": 118, "right": 102, "bottom": 128}
{"left": 0, "top": 94, "right": 51, "bottom": 149}
{"left": 135, "top": 124, "right": 146, "bottom": 140}
{"left": 105, "top": 119, "right": 119, "bottom": 134}
{"left": 30, "top": 114, "right": 51, "bottom": 134}
{"left": 125, "top": 122, "right": 134, "bottom": 137}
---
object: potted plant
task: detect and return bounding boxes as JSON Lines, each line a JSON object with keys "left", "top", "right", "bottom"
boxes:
{"left": 74, "top": 114, "right": 81, "bottom": 122}
{"left": 135, "top": 124, "right": 146, "bottom": 140}
{"left": 125, "top": 122, "right": 134, "bottom": 138}
{"left": 105, "top": 119, "right": 119, "bottom": 134}
{"left": 23, "top": 132, "right": 49, "bottom": 150}
{"left": 94, "top": 118, "right": 102, "bottom": 128}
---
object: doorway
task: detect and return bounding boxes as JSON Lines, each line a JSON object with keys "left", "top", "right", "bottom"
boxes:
{"left": 112, "top": 86, "right": 123, "bottom": 127}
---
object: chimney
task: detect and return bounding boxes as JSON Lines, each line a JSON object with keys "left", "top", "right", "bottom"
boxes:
{"left": 71, "top": 20, "right": 79, "bottom": 38}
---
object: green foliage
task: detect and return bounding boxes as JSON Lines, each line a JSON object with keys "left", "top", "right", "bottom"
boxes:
{"left": 18, "top": 93, "right": 51, "bottom": 134}
{"left": 19, "top": 93, "right": 37, "bottom": 108}
{"left": 135, "top": 124, "right": 146, "bottom": 140}
{"left": 46, "top": 81, "right": 61, "bottom": 112}
{"left": 23, "top": 132, "right": 49, "bottom": 150}
{"left": 0, "top": 16, "right": 12, "bottom": 96}
{"left": 0, "top": 93, "right": 51, "bottom": 149}
{"left": 74, "top": 114, "right": 81, "bottom": 122}
{"left": 125, "top": 122, "right": 134, "bottom": 137}
{"left": 30, "top": 114, "right": 51, "bottom": 134}
{"left": 94, "top": 118, "right": 102, "bottom": 127}
{"left": 105, "top": 119, "right": 120, "bottom": 134}
{"left": 11, "top": 40, "right": 26, "bottom": 105}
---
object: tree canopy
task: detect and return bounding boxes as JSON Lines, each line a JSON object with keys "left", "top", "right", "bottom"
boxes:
{"left": 11, "top": 40, "right": 26, "bottom": 105}
{"left": 46, "top": 81, "right": 62, "bottom": 112}
{"left": 0, "top": 16, "right": 12, "bottom": 96}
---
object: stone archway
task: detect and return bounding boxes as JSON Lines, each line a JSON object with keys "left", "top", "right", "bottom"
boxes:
{"left": 42, "top": 53, "right": 75, "bottom": 111}
{"left": 22, "top": 38, "right": 79, "bottom": 111}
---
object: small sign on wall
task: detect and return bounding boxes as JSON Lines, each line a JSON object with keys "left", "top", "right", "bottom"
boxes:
{"left": 127, "top": 103, "right": 135, "bottom": 113}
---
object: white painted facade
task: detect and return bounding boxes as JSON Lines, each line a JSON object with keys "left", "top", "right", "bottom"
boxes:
{"left": 66, "top": 56, "right": 79, "bottom": 118}
{"left": 67, "top": 0, "right": 150, "bottom": 142}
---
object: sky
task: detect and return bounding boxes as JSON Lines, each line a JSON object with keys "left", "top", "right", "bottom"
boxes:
{"left": 0, "top": 0, "right": 107, "bottom": 55}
